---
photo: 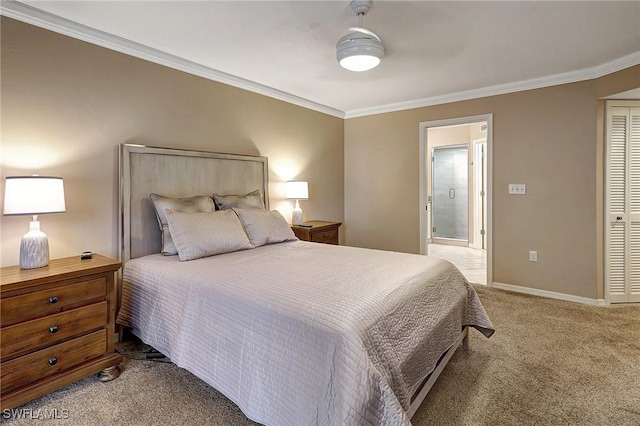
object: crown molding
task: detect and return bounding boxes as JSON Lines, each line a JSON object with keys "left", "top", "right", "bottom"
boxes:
{"left": 2, "top": 1, "right": 638, "bottom": 120}
{"left": 344, "top": 51, "right": 640, "bottom": 119}
{"left": 0, "top": 1, "right": 345, "bottom": 119}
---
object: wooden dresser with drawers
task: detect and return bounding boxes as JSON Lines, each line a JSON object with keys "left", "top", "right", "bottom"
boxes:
{"left": 0, "top": 254, "right": 122, "bottom": 409}
{"left": 291, "top": 221, "right": 342, "bottom": 245}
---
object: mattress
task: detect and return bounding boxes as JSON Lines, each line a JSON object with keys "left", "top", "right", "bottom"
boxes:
{"left": 117, "top": 240, "right": 494, "bottom": 425}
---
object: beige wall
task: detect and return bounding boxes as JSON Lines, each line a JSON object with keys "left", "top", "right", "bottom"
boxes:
{"left": 0, "top": 18, "right": 344, "bottom": 266}
{"left": 345, "top": 67, "right": 640, "bottom": 300}
{"left": 2, "top": 18, "right": 638, "bottom": 301}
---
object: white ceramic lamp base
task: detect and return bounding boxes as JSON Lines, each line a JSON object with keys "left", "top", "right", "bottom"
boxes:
{"left": 20, "top": 220, "right": 50, "bottom": 269}
{"left": 292, "top": 200, "right": 303, "bottom": 225}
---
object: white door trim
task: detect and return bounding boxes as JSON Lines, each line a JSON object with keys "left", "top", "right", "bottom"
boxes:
{"left": 472, "top": 138, "right": 487, "bottom": 250}
{"left": 419, "top": 114, "right": 493, "bottom": 287}
{"left": 604, "top": 100, "right": 640, "bottom": 304}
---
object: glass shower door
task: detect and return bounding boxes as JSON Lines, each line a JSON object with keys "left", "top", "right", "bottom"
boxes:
{"left": 432, "top": 145, "right": 468, "bottom": 240}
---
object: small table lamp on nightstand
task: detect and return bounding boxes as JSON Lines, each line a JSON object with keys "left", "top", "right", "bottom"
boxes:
{"left": 286, "top": 180, "right": 308, "bottom": 225}
{"left": 3, "top": 175, "right": 66, "bottom": 269}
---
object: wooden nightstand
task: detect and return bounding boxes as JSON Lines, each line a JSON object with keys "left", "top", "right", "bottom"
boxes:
{"left": 292, "top": 221, "right": 342, "bottom": 245}
{"left": 0, "top": 254, "right": 123, "bottom": 410}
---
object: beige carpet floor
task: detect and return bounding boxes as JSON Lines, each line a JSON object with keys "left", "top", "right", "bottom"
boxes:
{"left": 4, "top": 286, "right": 639, "bottom": 425}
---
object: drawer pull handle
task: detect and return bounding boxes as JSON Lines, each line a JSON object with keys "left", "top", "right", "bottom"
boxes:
{"left": 48, "top": 357, "right": 58, "bottom": 366}
{"left": 49, "top": 325, "right": 60, "bottom": 334}
{"left": 48, "top": 296, "right": 58, "bottom": 304}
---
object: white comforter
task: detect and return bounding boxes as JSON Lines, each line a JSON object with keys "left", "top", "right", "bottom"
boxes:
{"left": 118, "top": 241, "right": 494, "bottom": 426}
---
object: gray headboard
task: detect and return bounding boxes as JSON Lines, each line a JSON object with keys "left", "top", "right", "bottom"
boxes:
{"left": 119, "top": 144, "right": 269, "bottom": 264}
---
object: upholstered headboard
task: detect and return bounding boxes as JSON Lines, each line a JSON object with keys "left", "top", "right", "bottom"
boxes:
{"left": 119, "top": 144, "right": 269, "bottom": 264}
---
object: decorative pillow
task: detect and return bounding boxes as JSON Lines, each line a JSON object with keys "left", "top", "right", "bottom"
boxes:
{"left": 150, "top": 193, "right": 216, "bottom": 255}
{"left": 213, "top": 189, "right": 265, "bottom": 211}
{"left": 233, "top": 208, "right": 298, "bottom": 247}
{"left": 165, "top": 210, "right": 253, "bottom": 261}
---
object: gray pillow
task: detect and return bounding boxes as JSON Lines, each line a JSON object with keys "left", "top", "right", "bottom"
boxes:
{"left": 166, "top": 210, "right": 253, "bottom": 261}
{"left": 150, "top": 193, "right": 216, "bottom": 255}
{"left": 233, "top": 208, "right": 298, "bottom": 247}
{"left": 213, "top": 189, "right": 265, "bottom": 211}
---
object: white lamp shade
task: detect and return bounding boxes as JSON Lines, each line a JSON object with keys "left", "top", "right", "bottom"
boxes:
{"left": 3, "top": 176, "right": 66, "bottom": 216}
{"left": 286, "top": 181, "right": 309, "bottom": 200}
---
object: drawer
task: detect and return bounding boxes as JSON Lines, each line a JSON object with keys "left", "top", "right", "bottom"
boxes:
{"left": 291, "top": 227, "right": 309, "bottom": 241}
{"left": 1, "top": 277, "right": 106, "bottom": 326}
{"left": 1, "top": 301, "right": 107, "bottom": 359}
{"left": 1, "top": 329, "right": 107, "bottom": 393}
{"left": 311, "top": 229, "right": 338, "bottom": 244}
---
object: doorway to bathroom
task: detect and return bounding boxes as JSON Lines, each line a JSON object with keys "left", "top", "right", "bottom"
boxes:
{"left": 431, "top": 144, "right": 469, "bottom": 243}
{"left": 419, "top": 114, "right": 492, "bottom": 286}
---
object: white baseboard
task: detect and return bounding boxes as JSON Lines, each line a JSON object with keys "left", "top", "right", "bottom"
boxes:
{"left": 492, "top": 282, "right": 606, "bottom": 306}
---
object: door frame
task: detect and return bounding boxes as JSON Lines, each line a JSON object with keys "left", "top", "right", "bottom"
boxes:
{"left": 604, "top": 100, "right": 640, "bottom": 304}
{"left": 472, "top": 138, "right": 487, "bottom": 249}
{"left": 419, "top": 114, "right": 493, "bottom": 287}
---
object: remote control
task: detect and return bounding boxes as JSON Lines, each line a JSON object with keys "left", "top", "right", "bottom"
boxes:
{"left": 297, "top": 224, "right": 313, "bottom": 228}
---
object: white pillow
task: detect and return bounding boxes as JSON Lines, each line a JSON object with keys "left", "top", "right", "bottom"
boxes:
{"left": 166, "top": 210, "right": 252, "bottom": 261}
{"left": 150, "top": 193, "right": 216, "bottom": 256}
{"left": 233, "top": 208, "right": 298, "bottom": 247}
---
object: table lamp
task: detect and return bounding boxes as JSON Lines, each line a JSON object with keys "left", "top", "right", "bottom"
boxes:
{"left": 3, "top": 175, "right": 66, "bottom": 269}
{"left": 286, "top": 180, "right": 308, "bottom": 225}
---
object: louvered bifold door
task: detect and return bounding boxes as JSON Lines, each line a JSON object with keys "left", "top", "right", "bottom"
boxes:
{"left": 630, "top": 108, "right": 640, "bottom": 301}
{"left": 606, "top": 104, "right": 640, "bottom": 303}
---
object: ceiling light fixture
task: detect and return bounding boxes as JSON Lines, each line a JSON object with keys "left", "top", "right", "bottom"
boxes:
{"left": 337, "top": 0, "right": 384, "bottom": 72}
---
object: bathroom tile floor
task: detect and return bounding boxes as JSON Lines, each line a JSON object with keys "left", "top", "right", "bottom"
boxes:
{"left": 428, "top": 243, "right": 487, "bottom": 285}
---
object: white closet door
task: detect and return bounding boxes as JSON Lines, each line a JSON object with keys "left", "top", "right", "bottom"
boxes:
{"left": 630, "top": 108, "right": 640, "bottom": 301}
{"left": 606, "top": 104, "right": 640, "bottom": 303}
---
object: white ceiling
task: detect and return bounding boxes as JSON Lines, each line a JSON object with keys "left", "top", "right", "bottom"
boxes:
{"left": 4, "top": 1, "right": 640, "bottom": 117}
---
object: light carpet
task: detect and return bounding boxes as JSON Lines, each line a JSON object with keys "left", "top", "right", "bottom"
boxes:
{"left": 3, "top": 286, "right": 639, "bottom": 425}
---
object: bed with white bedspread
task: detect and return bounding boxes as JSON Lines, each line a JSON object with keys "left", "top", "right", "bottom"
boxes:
{"left": 116, "top": 144, "right": 494, "bottom": 425}
{"left": 118, "top": 241, "right": 493, "bottom": 425}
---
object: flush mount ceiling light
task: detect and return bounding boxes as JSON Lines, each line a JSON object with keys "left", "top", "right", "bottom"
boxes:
{"left": 337, "top": 0, "right": 384, "bottom": 72}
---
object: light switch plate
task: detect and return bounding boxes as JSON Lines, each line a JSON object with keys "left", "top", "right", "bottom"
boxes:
{"left": 509, "top": 184, "right": 526, "bottom": 194}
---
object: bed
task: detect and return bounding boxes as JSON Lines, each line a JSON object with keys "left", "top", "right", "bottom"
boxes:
{"left": 116, "top": 144, "right": 494, "bottom": 425}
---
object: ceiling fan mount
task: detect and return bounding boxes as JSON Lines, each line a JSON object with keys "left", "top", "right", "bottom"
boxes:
{"left": 350, "top": 0, "right": 372, "bottom": 17}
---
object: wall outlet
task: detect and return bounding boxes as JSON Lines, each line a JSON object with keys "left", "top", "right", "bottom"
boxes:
{"left": 509, "top": 184, "right": 526, "bottom": 194}
{"left": 529, "top": 251, "right": 538, "bottom": 262}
